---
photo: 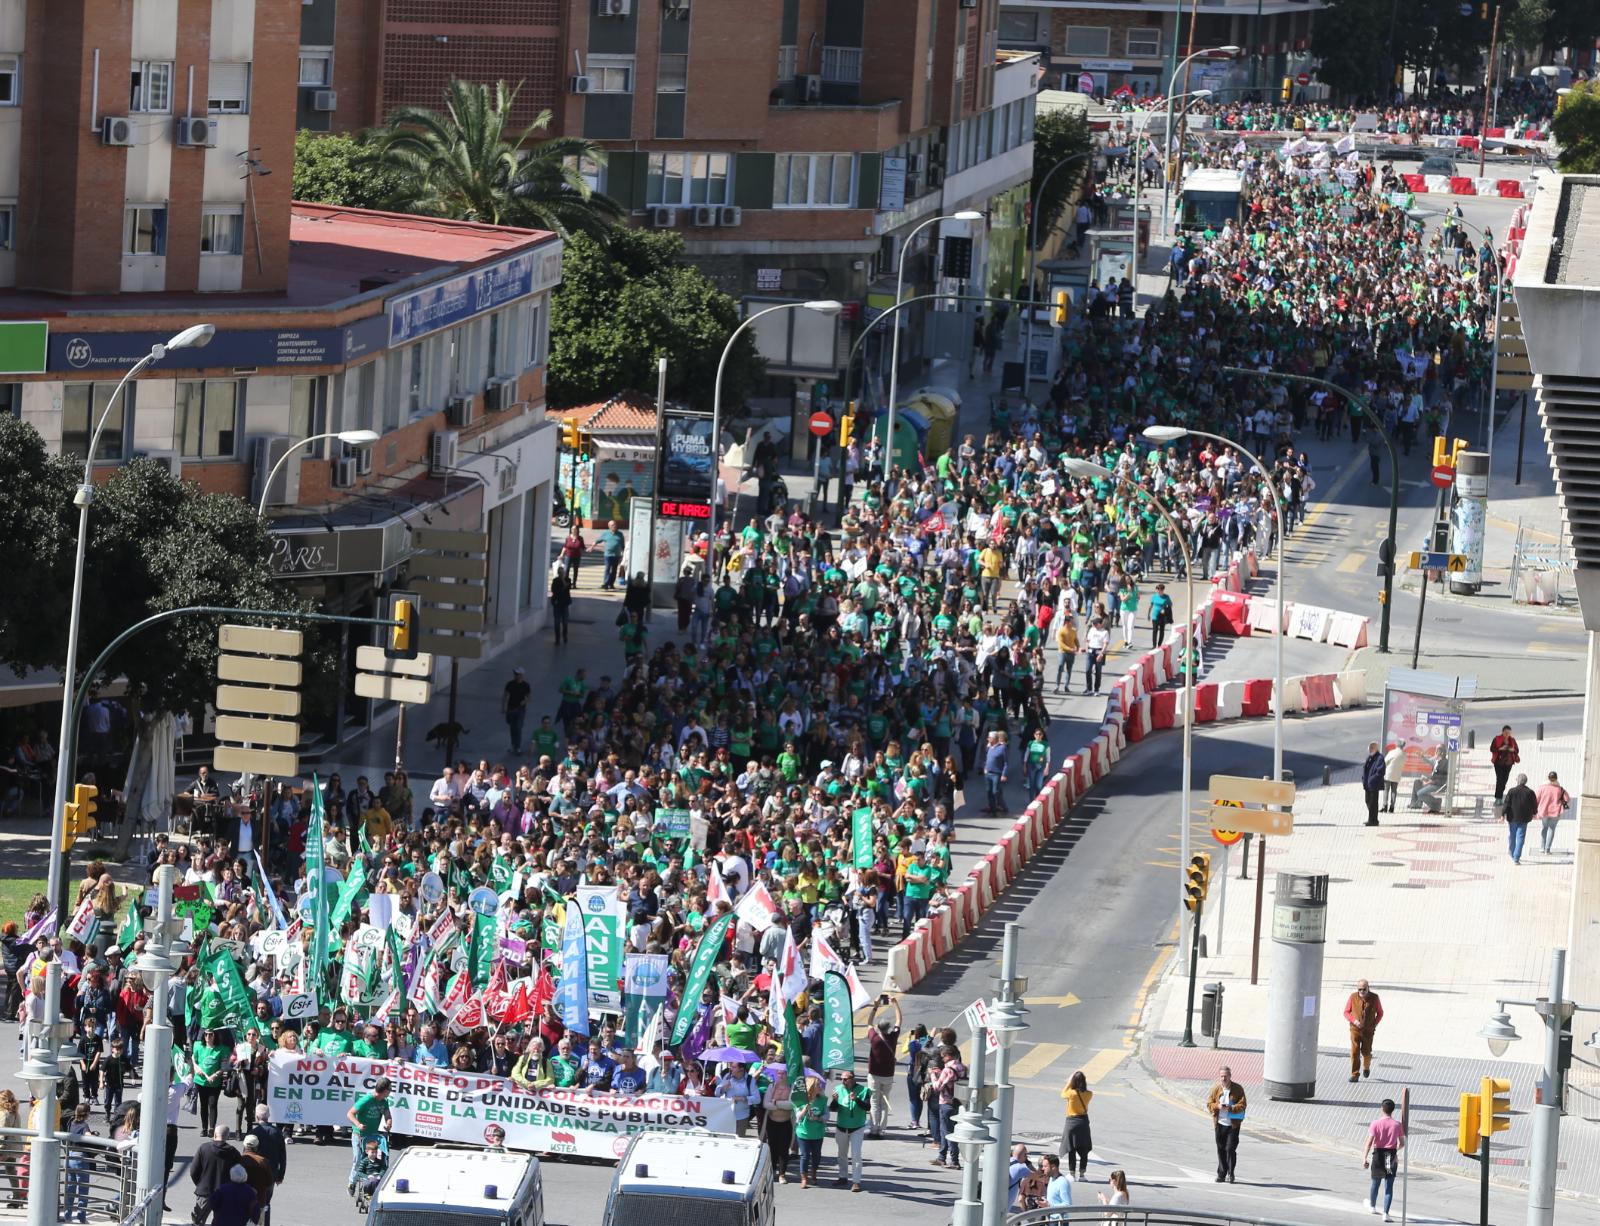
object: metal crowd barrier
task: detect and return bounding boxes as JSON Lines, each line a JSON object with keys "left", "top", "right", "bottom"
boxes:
{"left": 1008, "top": 1207, "right": 1318, "bottom": 1226}
{"left": 0, "top": 1124, "right": 138, "bottom": 1222}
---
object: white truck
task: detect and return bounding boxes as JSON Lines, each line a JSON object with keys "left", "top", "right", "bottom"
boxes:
{"left": 603, "top": 1131, "right": 775, "bottom": 1226}
{"left": 366, "top": 1146, "right": 545, "bottom": 1226}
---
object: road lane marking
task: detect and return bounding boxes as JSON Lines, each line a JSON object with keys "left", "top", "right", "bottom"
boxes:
{"left": 1125, "top": 925, "right": 1179, "bottom": 1041}
{"left": 1336, "top": 553, "right": 1364, "bottom": 574}
{"left": 1077, "top": 1048, "right": 1130, "bottom": 1083}
{"left": 1010, "top": 1042, "right": 1072, "bottom": 1080}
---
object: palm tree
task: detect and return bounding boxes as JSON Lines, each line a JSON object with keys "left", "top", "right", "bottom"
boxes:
{"left": 368, "top": 79, "right": 622, "bottom": 239}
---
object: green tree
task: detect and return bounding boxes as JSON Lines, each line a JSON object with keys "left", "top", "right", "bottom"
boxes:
{"left": 1030, "top": 109, "right": 1093, "bottom": 260}
{"left": 1553, "top": 80, "right": 1600, "bottom": 173}
{"left": 292, "top": 129, "right": 404, "bottom": 210}
{"left": 1310, "top": 0, "right": 1393, "bottom": 97}
{"left": 1502, "top": 0, "right": 1553, "bottom": 50}
{"left": 0, "top": 415, "right": 76, "bottom": 673}
{"left": 368, "top": 79, "right": 622, "bottom": 239}
{"left": 547, "top": 228, "right": 764, "bottom": 410}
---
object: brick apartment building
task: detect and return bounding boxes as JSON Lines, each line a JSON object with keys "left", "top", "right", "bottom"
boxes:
{"left": 997, "top": 0, "right": 1324, "bottom": 100}
{"left": 300, "top": 0, "right": 1040, "bottom": 399}
{"left": 0, "top": 0, "right": 563, "bottom": 747}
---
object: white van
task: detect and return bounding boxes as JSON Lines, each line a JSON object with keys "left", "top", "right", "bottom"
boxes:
{"left": 367, "top": 1147, "right": 544, "bottom": 1226}
{"left": 603, "top": 1131, "right": 774, "bottom": 1226}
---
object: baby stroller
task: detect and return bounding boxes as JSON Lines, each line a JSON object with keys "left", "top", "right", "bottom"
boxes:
{"left": 350, "top": 1132, "right": 390, "bottom": 1216}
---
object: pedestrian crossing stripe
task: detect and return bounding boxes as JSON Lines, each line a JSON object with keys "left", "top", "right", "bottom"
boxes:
{"left": 1010, "top": 1042, "right": 1072, "bottom": 1080}
{"left": 1009, "top": 1044, "right": 1130, "bottom": 1084}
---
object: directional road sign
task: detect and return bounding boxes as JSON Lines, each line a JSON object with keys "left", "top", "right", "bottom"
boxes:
{"left": 1408, "top": 550, "right": 1468, "bottom": 572}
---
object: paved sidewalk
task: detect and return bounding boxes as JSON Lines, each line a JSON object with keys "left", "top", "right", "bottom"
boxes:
{"left": 1142, "top": 731, "right": 1597, "bottom": 1196}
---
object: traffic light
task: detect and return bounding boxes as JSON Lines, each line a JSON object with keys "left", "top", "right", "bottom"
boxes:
{"left": 1053, "top": 290, "right": 1069, "bottom": 326}
{"left": 1376, "top": 538, "right": 1395, "bottom": 579}
{"left": 840, "top": 408, "right": 855, "bottom": 450}
{"left": 1280, "top": 76, "right": 1292, "bottom": 102}
{"left": 1480, "top": 1076, "right": 1512, "bottom": 1137}
{"left": 61, "top": 783, "right": 98, "bottom": 853}
{"left": 1457, "top": 1092, "right": 1481, "bottom": 1155}
{"left": 1432, "top": 435, "right": 1449, "bottom": 468}
{"left": 560, "top": 419, "right": 581, "bottom": 452}
{"left": 1450, "top": 437, "right": 1469, "bottom": 467}
{"left": 386, "top": 593, "right": 418, "bottom": 660}
{"left": 1184, "top": 852, "right": 1211, "bottom": 911}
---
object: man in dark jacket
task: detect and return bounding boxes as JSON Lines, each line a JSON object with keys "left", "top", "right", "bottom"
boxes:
{"left": 190, "top": 1126, "right": 241, "bottom": 1225}
{"left": 207, "top": 1165, "right": 258, "bottom": 1226}
{"left": 244, "top": 1105, "right": 287, "bottom": 1183}
{"left": 1503, "top": 773, "right": 1538, "bottom": 864}
{"left": 1361, "top": 742, "right": 1385, "bottom": 827}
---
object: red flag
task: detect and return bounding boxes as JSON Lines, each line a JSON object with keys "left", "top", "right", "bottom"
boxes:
{"left": 481, "top": 964, "right": 511, "bottom": 1021}
{"left": 501, "top": 980, "right": 533, "bottom": 1026}
{"left": 529, "top": 965, "right": 556, "bottom": 1016}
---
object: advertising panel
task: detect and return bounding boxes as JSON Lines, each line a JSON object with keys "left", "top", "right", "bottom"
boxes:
{"left": 657, "top": 412, "right": 715, "bottom": 502}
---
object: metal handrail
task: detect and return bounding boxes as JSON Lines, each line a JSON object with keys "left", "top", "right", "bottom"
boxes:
{"left": 1008, "top": 1206, "right": 1319, "bottom": 1226}
{"left": 0, "top": 1123, "right": 138, "bottom": 1222}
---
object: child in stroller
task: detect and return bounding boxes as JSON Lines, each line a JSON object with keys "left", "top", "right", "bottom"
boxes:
{"left": 350, "top": 1135, "right": 389, "bottom": 1214}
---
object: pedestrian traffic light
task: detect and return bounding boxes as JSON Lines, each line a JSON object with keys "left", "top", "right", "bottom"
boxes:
{"left": 1479, "top": 1076, "right": 1512, "bottom": 1136}
{"left": 61, "top": 783, "right": 98, "bottom": 853}
{"left": 1184, "top": 852, "right": 1211, "bottom": 910}
{"left": 1457, "top": 1092, "right": 1481, "bottom": 1155}
{"left": 1053, "top": 290, "right": 1069, "bottom": 326}
{"left": 386, "top": 593, "right": 418, "bottom": 660}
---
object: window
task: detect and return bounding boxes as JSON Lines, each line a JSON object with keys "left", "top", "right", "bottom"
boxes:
{"left": 777, "top": 45, "right": 797, "bottom": 81}
{"left": 486, "top": 311, "right": 502, "bottom": 378}
{"left": 527, "top": 300, "right": 546, "bottom": 367}
{"left": 657, "top": 53, "right": 687, "bottom": 92}
{"left": 174, "top": 380, "right": 240, "bottom": 459}
{"left": 298, "top": 49, "right": 331, "bottom": 86}
{"left": 954, "top": 43, "right": 965, "bottom": 84}
{"left": 587, "top": 55, "right": 633, "bottom": 93}
{"left": 1126, "top": 27, "right": 1160, "bottom": 56}
{"left": 0, "top": 56, "right": 19, "bottom": 106}
{"left": 199, "top": 208, "right": 243, "bottom": 255}
{"left": 0, "top": 204, "right": 14, "bottom": 251}
{"left": 207, "top": 62, "right": 251, "bottom": 113}
{"left": 289, "top": 377, "right": 325, "bottom": 441}
{"left": 123, "top": 206, "right": 168, "bottom": 256}
{"left": 1064, "top": 26, "right": 1110, "bottom": 55}
{"left": 61, "top": 383, "right": 131, "bottom": 462}
{"left": 646, "top": 153, "right": 731, "bottom": 205}
{"left": 0, "top": 384, "right": 18, "bottom": 419}
{"left": 130, "top": 60, "right": 172, "bottom": 112}
{"left": 405, "top": 342, "right": 427, "bottom": 417}
{"left": 565, "top": 153, "right": 604, "bottom": 193}
{"left": 821, "top": 46, "right": 862, "bottom": 83}
{"left": 998, "top": 11, "right": 1039, "bottom": 42}
{"left": 772, "top": 153, "right": 854, "bottom": 208}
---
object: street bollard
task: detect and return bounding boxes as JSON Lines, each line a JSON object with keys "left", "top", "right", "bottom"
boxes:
{"left": 1322, "top": 764, "right": 1331, "bottom": 786}
{"left": 1538, "top": 721, "right": 1545, "bottom": 741}
{"left": 1468, "top": 728, "right": 1476, "bottom": 750}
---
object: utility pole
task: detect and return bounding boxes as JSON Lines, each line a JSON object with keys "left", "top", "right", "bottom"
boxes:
{"left": 22, "top": 959, "right": 66, "bottom": 1226}
{"left": 1478, "top": 3, "right": 1502, "bottom": 178}
{"left": 978, "top": 923, "right": 1027, "bottom": 1226}
{"left": 135, "top": 865, "right": 180, "bottom": 1226}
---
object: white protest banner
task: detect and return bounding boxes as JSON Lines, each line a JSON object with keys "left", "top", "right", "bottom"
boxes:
{"left": 265, "top": 1051, "right": 734, "bottom": 1160}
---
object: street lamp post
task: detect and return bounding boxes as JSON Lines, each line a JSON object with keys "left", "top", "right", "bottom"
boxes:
{"left": 978, "top": 922, "right": 1028, "bottom": 1226}
{"left": 884, "top": 211, "right": 982, "bottom": 481}
{"left": 709, "top": 300, "right": 842, "bottom": 549}
{"left": 22, "top": 958, "right": 73, "bottom": 1226}
{"left": 47, "top": 323, "right": 215, "bottom": 918}
{"left": 1479, "top": 947, "right": 1600, "bottom": 1226}
{"left": 1066, "top": 457, "right": 1197, "bottom": 946}
{"left": 1224, "top": 366, "right": 1399, "bottom": 652}
{"left": 256, "top": 429, "right": 381, "bottom": 517}
{"left": 951, "top": 1022, "right": 994, "bottom": 1226}
{"left": 1023, "top": 154, "right": 1089, "bottom": 394}
{"left": 1162, "top": 47, "right": 1240, "bottom": 240}
{"left": 1145, "top": 425, "right": 1285, "bottom": 786}
{"left": 134, "top": 865, "right": 182, "bottom": 1226}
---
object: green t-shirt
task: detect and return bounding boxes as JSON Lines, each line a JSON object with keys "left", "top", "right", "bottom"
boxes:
{"left": 192, "top": 1043, "right": 228, "bottom": 1087}
{"left": 795, "top": 1095, "right": 829, "bottom": 1140}
{"left": 831, "top": 1084, "right": 871, "bottom": 1131}
{"left": 312, "top": 1029, "right": 354, "bottom": 1057}
{"left": 350, "top": 1092, "right": 388, "bottom": 1140}
{"left": 530, "top": 727, "right": 560, "bottom": 759}
{"left": 904, "top": 864, "right": 933, "bottom": 901}
{"left": 549, "top": 1054, "right": 582, "bottom": 1087}
{"left": 352, "top": 1038, "right": 387, "bottom": 1060}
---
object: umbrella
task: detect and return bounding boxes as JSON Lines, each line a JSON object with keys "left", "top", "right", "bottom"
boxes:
{"left": 699, "top": 1046, "right": 760, "bottom": 1063}
{"left": 762, "top": 1062, "right": 825, "bottom": 1081}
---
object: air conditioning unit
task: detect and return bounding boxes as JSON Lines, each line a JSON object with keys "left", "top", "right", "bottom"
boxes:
{"left": 101, "top": 116, "right": 135, "bottom": 147}
{"left": 907, "top": 154, "right": 923, "bottom": 174}
{"left": 596, "top": 0, "right": 630, "bottom": 14}
{"left": 569, "top": 74, "right": 593, "bottom": 94}
{"left": 691, "top": 205, "right": 718, "bottom": 227}
{"left": 445, "top": 394, "right": 475, "bottom": 428}
{"left": 928, "top": 144, "right": 947, "bottom": 168}
{"left": 928, "top": 166, "right": 945, "bottom": 188}
{"left": 312, "top": 89, "right": 338, "bottom": 112}
{"left": 174, "top": 117, "right": 217, "bottom": 147}
{"left": 133, "top": 449, "right": 182, "bottom": 477}
{"left": 718, "top": 206, "right": 742, "bottom": 227}
{"left": 345, "top": 440, "right": 374, "bottom": 475}
{"left": 331, "top": 456, "right": 358, "bottom": 488}
{"left": 429, "top": 429, "right": 460, "bottom": 476}
{"left": 251, "top": 436, "right": 301, "bottom": 507}
{"left": 486, "top": 377, "right": 517, "bottom": 413}
{"left": 798, "top": 74, "right": 821, "bottom": 103}
{"left": 648, "top": 205, "right": 678, "bottom": 228}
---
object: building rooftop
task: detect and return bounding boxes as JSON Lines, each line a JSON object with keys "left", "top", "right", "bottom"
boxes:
{"left": 551, "top": 391, "right": 660, "bottom": 435}
{"left": 0, "top": 204, "right": 554, "bottom": 320}
{"left": 1543, "top": 178, "right": 1600, "bottom": 287}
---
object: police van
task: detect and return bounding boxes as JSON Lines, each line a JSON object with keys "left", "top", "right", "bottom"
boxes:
{"left": 366, "top": 1146, "right": 544, "bottom": 1226}
{"left": 603, "top": 1131, "right": 774, "bottom": 1226}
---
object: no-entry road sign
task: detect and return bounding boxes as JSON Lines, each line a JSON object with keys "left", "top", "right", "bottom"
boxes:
{"left": 809, "top": 412, "right": 834, "bottom": 437}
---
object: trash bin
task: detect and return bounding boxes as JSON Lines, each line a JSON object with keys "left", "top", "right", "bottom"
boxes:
{"left": 1201, "top": 982, "right": 1224, "bottom": 1039}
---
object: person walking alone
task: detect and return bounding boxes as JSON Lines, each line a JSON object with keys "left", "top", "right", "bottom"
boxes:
{"left": 1147, "top": 583, "right": 1172, "bottom": 650}
{"left": 1055, "top": 616, "right": 1079, "bottom": 693}
{"left": 550, "top": 570, "right": 573, "bottom": 644}
{"left": 1206, "top": 1066, "right": 1246, "bottom": 1183}
{"left": 865, "top": 998, "right": 901, "bottom": 1137}
{"left": 1058, "top": 1069, "right": 1093, "bottom": 1178}
{"left": 1536, "top": 771, "right": 1571, "bottom": 855}
{"left": 1361, "top": 742, "right": 1385, "bottom": 827}
{"left": 1343, "top": 979, "right": 1384, "bottom": 1081}
{"left": 502, "top": 667, "right": 531, "bottom": 756}
{"left": 1502, "top": 773, "right": 1537, "bottom": 864}
{"left": 1490, "top": 725, "right": 1520, "bottom": 803}
{"left": 1083, "top": 617, "right": 1109, "bottom": 695}
{"left": 1381, "top": 742, "right": 1405, "bottom": 813}
{"left": 1362, "top": 1098, "right": 1404, "bottom": 1221}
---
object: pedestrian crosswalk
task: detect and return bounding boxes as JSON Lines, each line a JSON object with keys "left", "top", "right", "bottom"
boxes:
{"left": 1008, "top": 1042, "right": 1129, "bottom": 1085}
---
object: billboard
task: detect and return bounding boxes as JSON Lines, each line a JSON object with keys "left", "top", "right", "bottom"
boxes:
{"left": 657, "top": 412, "right": 715, "bottom": 502}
